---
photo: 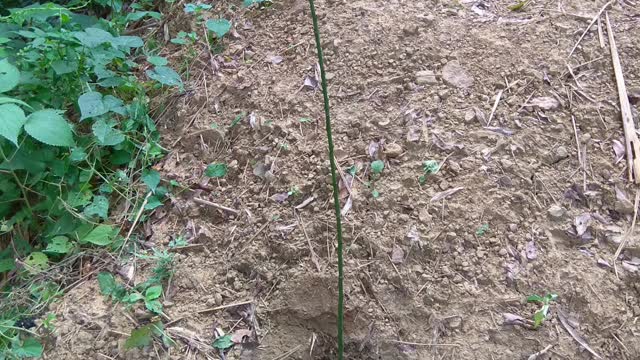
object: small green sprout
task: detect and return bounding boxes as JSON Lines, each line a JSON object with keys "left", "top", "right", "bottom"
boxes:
{"left": 287, "top": 186, "right": 301, "bottom": 197}
{"left": 298, "top": 117, "right": 312, "bottom": 123}
{"left": 475, "top": 224, "right": 489, "bottom": 236}
{"left": 527, "top": 293, "right": 558, "bottom": 328}
{"left": 418, "top": 160, "right": 440, "bottom": 184}
{"left": 371, "top": 160, "right": 384, "bottom": 175}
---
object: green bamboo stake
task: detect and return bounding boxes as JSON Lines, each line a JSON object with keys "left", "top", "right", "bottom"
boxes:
{"left": 306, "top": 0, "right": 345, "bottom": 357}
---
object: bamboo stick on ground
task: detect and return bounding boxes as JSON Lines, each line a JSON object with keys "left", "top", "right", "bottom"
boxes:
{"left": 605, "top": 12, "right": 640, "bottom": 184}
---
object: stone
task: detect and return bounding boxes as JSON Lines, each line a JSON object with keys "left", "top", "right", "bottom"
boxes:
{"left": 403, "top": 24, "right": 419, "bottom": 36}
{"left": 464, "top": 109, "right": 476, "bottom": 123}
{"left": 384, "top": 143, "right": 403, "bottom": 158}
{"left": 555, "top": 146, "right": 569, "bottom": 160}
{"left": 415, "top": 70, "right": 437, "bottom": 85}
{"left": 548, "top": 205, "right": 566, "bottom": 219}
{"left": 442, "top": 61, "right": 474, "bottom": 89}
{"left": 446, "top": 316, "right": 462, "bottom": 329}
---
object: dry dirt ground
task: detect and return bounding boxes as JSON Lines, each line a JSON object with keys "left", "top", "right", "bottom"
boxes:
{"left": 47, "top": 0, "right": 640, "bottom": 359}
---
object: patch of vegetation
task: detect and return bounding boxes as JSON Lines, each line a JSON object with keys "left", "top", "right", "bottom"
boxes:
{"left": 527, "top": 293, "right": 558, "bottom": 328}
{"left": 418, "top": 159, "right": 439, "bottom": 185}
{"left": 475, "top": 223, "right": 489, "bottom": 236}
{"left": 0, "top": 0, "right": 181, "bottom": 356}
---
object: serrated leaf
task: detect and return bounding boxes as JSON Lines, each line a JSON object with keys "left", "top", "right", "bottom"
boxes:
{"left": 0, "top": 103, "right": 26, "bottom": 146}
{"left": 146, "top": 66, "right": 182, "bottom": 88}
{"left": 206, "top": 19, "right": 231, "bottom": 38}
{"left": 24, "top": 109, "right": 74, "bottom": 147}
{"left": 145, "top": 285, "right": 162, "bottom": 300}
{"left": 78, "top": 92, "right": 107, "bottom": 120}
{"left": 103, "top": 95, "right": 126, "bottom": 115}
{"left": 0, "top": 59, "right": 20, "bottom": 93}
{"left": 125, "top": 326, "right": 152, "bottom": 349}
{"left": 24, "top": 252, "right": 48, "bottom": 274}
{"left": 205, "top": 163, "right": 227, "bottom": 178}
{"left": 83, "top": 195, "right": 109, "bottom": 219}
{"left": 145, "top": 299, "right": 163, "bottom": 314}
{"left": 12, "top": 337, "right": 43, "bottom": 358}
{"left": 44, "top": 236, "right": 73, "bottom": 254}
{"left": 98, "top": 272, "right": 117, "bottom": 296}
{"left": 147, "top": 56, "right": 168, "bottom": 66}
{"left": 92, "top": 118, "right": 125, "bottom": 146}
{"left": 142, "top": 169, "right": 161, "bottom": 191}
{"left": 371, "top": 160, "right": 384, "bottom": 174}
{"left": 212, "top": 334, "right": 234, "bottom": 349}
{"left": 80, "top": 225, "right": 115, "bottom": 246}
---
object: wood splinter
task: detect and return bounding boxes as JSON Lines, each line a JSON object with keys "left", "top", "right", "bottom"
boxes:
{"left": 606, "top": 12, "right": 640, "bottom": 184}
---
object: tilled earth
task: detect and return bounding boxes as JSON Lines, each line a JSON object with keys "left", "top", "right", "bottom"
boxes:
{"left": 48, "top": 0, "right": 640, "bottom": 359}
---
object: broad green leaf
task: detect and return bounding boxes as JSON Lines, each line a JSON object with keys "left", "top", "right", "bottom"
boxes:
{"left": 126, "top": 11, "right": 161, "bottom": 22}
{"left": 212, "top": 334, "right": 234, "bottom": 349}
{"left": 533, "top": 310, "right": 545, "bottom": 328}
{"left": 144, "top": 196, "right": 163, "bottom": 210}
{"left": 145, "top": 299, "right": 163, "bottom": 314}
{"left": 73, "top": 28, "right": 114, "bottom": 48}
{"left": 526, "top": 294, "right": 544, "bottom": 303}
{"left": 371, "top": 189, "right": 380, "bottom": 198}
{"left": 475, "top": 224, "right": 489, "bottom": 236}
{"left": 0, "top": 97, "right": 31, "bottom": 108}
{"left": 206, "top": 19, "right": 231, "bottom": 38}
{"left": 125, "top": 326, "right": 152, "bottom": 349}
{"left": 98, "top": 272, "right": 117, "bottom": 296}
{"left": 147, "top": 56, "right": 168, "bottom": 66}
{"left": 80, "top": 225, "right": 115, "bottom": 246}
{"left": 44, "top": 236, "right": 73, "bottom": 254}
{"left": 79, "top": 92, "right": 107, "bottom": 120}
{"left": 113, "top": 36, "right": 144, "bottom": 48}
{"left": 170, "top": 38, "right": 187, "bottom": 45}
{"left": 0, "top": 258, "right": 16, "bottom": 273}
{"left": 69, "top": 147, "right": 87, "bottom": 162}
{"left": 24, "top": 109, "right": 74, "bottom": 147}
{"left": 544, "top": 293, "right": 558, "bottom": 303}
{"left": 205, "top": 163, "right": 227, "bottom": 178}
{"left": 370, "top": 160, "right": 384, "bottom": 174}
{"left": 122, "top": 292, "right": 144, "bottom": 303}
{"left": 12, "top": 337, "right": 43, "bottom": 358}
{"left": 0, "top": 59, "right": 20, "bottom": 93}
{"left": 98, "top": 77, "right": 125, "bottom": 88}
{"left": 92, "top": 119, "right": 125, "bottom": 146}
{"left": 51, "top": 60, "right": 78, "bottom": 75}
{"left": 146, "top": 66, "right": 182, "bottom": 88}
{"left": 142, "top": 169, "right": 161, "bottom": 191}
{"left": 24, "top": 252, "right": 48, "bottom": 274}
{"left": 145, "top": 285, "right": 162, "bottom": 300}
{"left": 0, "top": 103, "right": 26, "bottom": 146}
{"left": 83, "top": 195, "right": 109, "bottom": 219}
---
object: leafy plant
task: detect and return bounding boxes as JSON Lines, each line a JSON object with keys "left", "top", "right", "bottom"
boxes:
{"left": 243, "top": 0, "right": 273, "bottom": 8}
{"left": 205, "top": 19, "right": 231, "bottom": 39}
{"left": 170, "top": 31, "right": 198, "bottom": 45}
{"left": 370, "top": 160, "right": 384, "bottom": 175}
{"left": 184, "top": 2, "right": 212, "bottom": 14}
{"left": 527, "top": 293, "right": 558, "bottom": 328}
{"left": 475, "top": 224, "right": 489, "bottom": 236}
{"left": 418, "top": 160, "right": 439, "bottom": 184}
{"left": 288, "top": 186, "right": 301, "bottom": 197}
{"left": 205, "top": 163, "right": 228, "bottom": 178}
{"left": 508, "top": 0, "right": 531, "bottom": 11}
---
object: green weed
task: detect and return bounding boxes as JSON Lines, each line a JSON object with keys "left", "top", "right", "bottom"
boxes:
{"left": 527, "top": 293, "right": 558, "bottom": 328}
{"left": 418, "top": 160, "right": 439, "bottom": 184}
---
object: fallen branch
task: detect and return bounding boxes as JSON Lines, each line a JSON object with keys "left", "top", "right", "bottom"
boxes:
{"left": 193, "top": 197, "right": 239, "bottom": 215}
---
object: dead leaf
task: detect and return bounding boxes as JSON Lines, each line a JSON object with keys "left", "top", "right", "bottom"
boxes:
{"left": 502, "top": 313, "right": 526, "bottom": 326}
{"left": 271, "top": 193, "right": 289, "bottom": 203}
{"left": 557, "top": 310, "right": 602, "bottom": 359}
{"left": 597, "top": 258, "right": 611, "bottom": 268}
{"left": 249, "top": 112, "right": 259, "bottom": 130}
{"left": 303, "top": 75, "right": 318, "bottom": 90}
{"left": 430, "top": 187, "right": 464, "bottom": 202}
{"left": 612, "top": 139, "right": 625, "bottom": 164}
{"left": 528, "top": 97, "right": 561, "bottom": 110}
{"left": 340, "top": 196, "right": 352, "bottom": 217}
{"left": 231, "top": 329, "right": 253, "bottom": 344}
{"left": 432, "top": 134, "right": 464, "bottom": 151}
{"left": 574, "top": 213, "right": 591, "bottom": 236}
{"left": 391, "top": 246, "right": 404, "bottom": 264}
{"left": 266, "top": 55, "right": 283, "bottom": 65}
{"left": 368, "top": 141, "right": 380, "bottom": 159}
{"left": 484, "top": 126, "right": 514, "bottom": 136}
{"left": 406, "top": 225, "right": 423, "bottom": 248}
{"left": 253, "top": 162, "right": 268, "bottom": 178}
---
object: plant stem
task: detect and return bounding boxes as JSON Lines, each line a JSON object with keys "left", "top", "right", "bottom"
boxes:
{"left": 306, "top": 1, "right": 344, "bottom": 358}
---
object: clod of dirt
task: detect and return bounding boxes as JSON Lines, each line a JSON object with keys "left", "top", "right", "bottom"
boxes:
{"left": 525, "top": 241, "right": 538, "bottom": 260}
{"left": 441, "top": 61, "right": 474, "bottom": 89}
{"left": 415, "top": 70, "right": 437, "bottom": 85}
{"left": 574, "top": 213, "right": 591, "bottom": 237}
{"left": 612, "top": 139, "right": 625, "bottom": 164}
{"left": 528, "top": 97, "right": 561, "bottom": 111}
{"left": 554, "top": 146, "right": 569, "bottom": 162}
{"left": 464, "top": 108, "right": 476, "bottom": 123}
{"left": 402, "top": 24, "right": 419, "bottom": 36}
{"left": 384, "top": 143, "right": 403, "bottom": 158}
{"left": 391, "top": 245, "right": 404, "bottom": 264}
{"left": 547, "top": 205, "right": 567, "bottom": 220}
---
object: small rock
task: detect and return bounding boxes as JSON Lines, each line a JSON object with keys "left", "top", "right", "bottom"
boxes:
{"left": 452, "top": 274, "right": 463, "bottom": 283}
{"left": 415, "top": 70, "right": 437, "bottom": 85}
{"left": 554, "top": 146, "right": 569, "bottom": 161}
{"left": 499, "top": 248, "right": 508, "bottom": 256}
{"left": 441, "top": 61, "right": 474, "bottom": 89}
{"left": 508, "top": 223, "right": 518, "bottom": 232}
{"left": 477, "top": 250, "right": 486, "bottom": 258}
{"left": 391, "top": 246, "right": 404, "bottom": 264}
{"left": 529, "top": 96, "right": 561, "bottom": 111}
{"left": 384, "top": 143, "right": 403, "bottom": 158}
{"left": 402, "top": 24, "right": 419, "bottom": 36}
{"left": 548, "top": 205, "right": 565, "bottom": 219}
{"left": 464, "top": 109, "right": 476, "bottom": 123}
{"left": 633, "top": 306, "right": 640, "bottom": 317}
{"left": 446, "top": 316, "right": 462, "bottom": 329}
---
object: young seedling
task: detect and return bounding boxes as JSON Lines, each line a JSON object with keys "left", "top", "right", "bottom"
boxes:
{"left": 418, "top": 160, "right": 439, "bottom": 184}
{"left": 475, "top": 224, "right": 489, "bottom": 236}
{"left": 369, "top": 160, "right": 384, "bottom": 198}
{"left": 527, "top": 293, "right": 558, "bottom": 329}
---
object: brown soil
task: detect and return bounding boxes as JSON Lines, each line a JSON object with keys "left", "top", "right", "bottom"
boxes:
{"left": 47, "top": 1, "right": 640, "bottom": 359}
